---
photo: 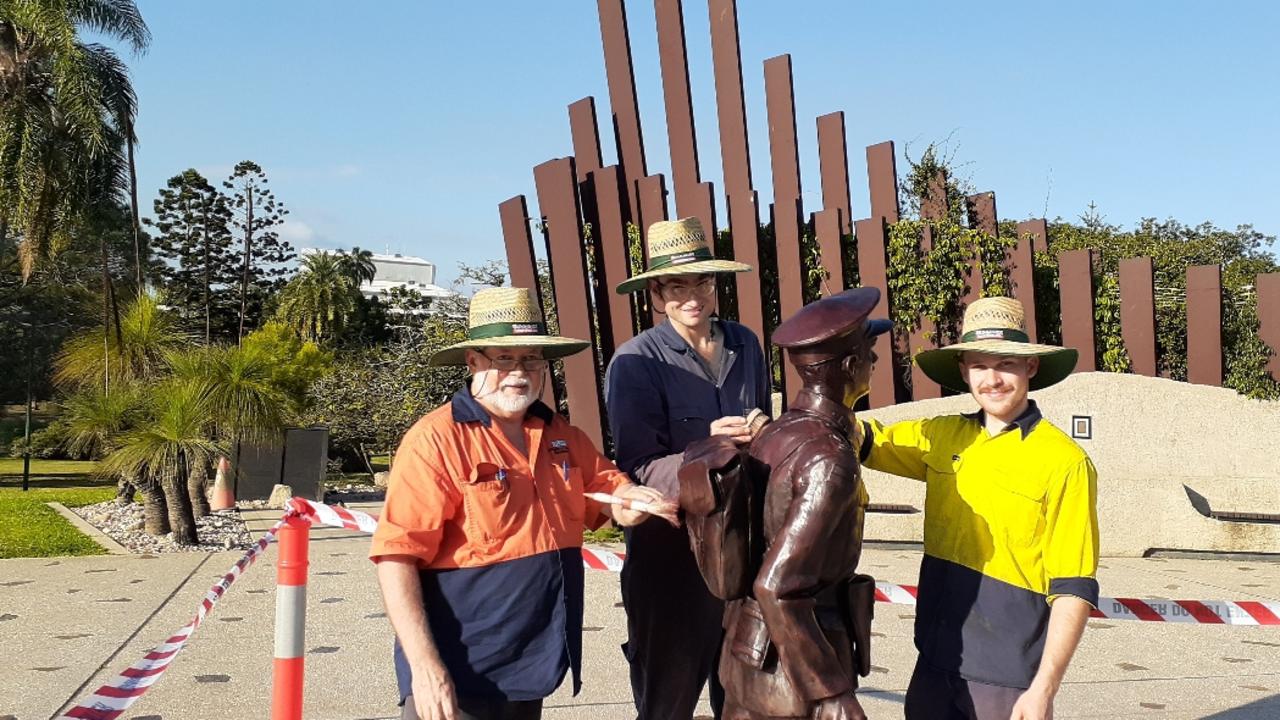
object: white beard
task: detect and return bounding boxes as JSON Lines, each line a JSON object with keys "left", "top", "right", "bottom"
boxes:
{"left": 489, "top": 387, "right": 536, "bottom": 414}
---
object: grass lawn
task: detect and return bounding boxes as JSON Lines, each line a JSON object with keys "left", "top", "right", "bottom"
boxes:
{"left": 583, "top": 525, "right": 624, "bottom": 544}
{"left": 0, "top": 457, "right": 97, "bottom": 479}
{"left": 0, "top": 467, "right": 113, "bottom": 558}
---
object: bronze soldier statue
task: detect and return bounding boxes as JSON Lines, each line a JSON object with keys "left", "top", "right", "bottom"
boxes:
{"left": 678, "top": 288, "right": 890, "bottom": 720}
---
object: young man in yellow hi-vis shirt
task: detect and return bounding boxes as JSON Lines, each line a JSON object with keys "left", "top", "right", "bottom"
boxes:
{"left": 856, "top": 297, "right": 1099, "bottom": 720}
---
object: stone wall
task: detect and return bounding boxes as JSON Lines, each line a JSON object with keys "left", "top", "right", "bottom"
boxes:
{"left": 857, "top": 372, "right": 1280, "bottom": 557}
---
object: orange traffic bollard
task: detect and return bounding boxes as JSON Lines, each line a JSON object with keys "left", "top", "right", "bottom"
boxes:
{"left": 209, "top": 457, "right": 235, "bottom": 511}
{"left": 271, "top": 513, "right": 310, "bottom": 720}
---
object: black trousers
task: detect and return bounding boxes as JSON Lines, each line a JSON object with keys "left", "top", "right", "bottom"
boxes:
{"left": 401, "top": 695, "right": 543, "bottom": 720}
{"left": 622, "top": 517, "right": 726, "bottom": 720}
{"left": 904, "top": 659, "right": 1040, "bottom": 720}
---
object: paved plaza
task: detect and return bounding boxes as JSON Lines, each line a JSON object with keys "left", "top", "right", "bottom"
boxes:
{"left": 2, "top": 508, "right": 1279, "bottom": 719}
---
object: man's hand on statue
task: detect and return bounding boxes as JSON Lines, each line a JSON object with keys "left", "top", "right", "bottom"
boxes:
{"left": 710, "top": 415, "right": 754, "bottom": 445}
{"left": 410, "top": 665, "right": 459, "bottom": 720}
{"left": 611, "top": 484, "right": 681, "bottom": 527}
{"left": 812, "top": 692, "right": 867, "bottom": 720}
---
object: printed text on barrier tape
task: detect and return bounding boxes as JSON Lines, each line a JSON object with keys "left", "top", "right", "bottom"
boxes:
{"left": 577, "top": 548, "right": 1280, "bottom": 627}
{"left": 292, "top": 502, "right": 1280, "bottom": 626}
{"left": 293, "top": 500, "right": 1280, "bottom": 627}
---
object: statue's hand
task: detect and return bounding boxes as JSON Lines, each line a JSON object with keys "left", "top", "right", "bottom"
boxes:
{"left": 812, "top": 693, "right": 866, "bottom": 720}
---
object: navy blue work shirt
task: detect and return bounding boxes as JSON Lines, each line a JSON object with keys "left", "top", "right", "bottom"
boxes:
{"left": 604, "top": 318, "right": 771, "bottom": 497}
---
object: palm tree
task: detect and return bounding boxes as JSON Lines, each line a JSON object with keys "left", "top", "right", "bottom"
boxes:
{"left": 172, "top": 342, "right": 287, "bottom": 505}
{"left": 55, "top": 292, "right": 192, "bottom": 528}
{"left": 62, "top": 383, "right": 171, "bottom": 533}
{"left": 275, "top": 251, "right": 358, "bottom": 343}
{"left": 101, "top": 379, "right": 222, "bottom": 545}
{"left": 340, "top": 246, "right": 376, "bottom": 285}
{"left": 0, "top": 0, "right": 150, "bottom": 278}
{"left": 55, "top": 291, "right": 188, "bottom": 391}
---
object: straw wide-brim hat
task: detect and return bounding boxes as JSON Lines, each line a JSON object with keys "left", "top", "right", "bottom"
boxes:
{"left": 614, "top": 217, "right": 752, "bottom": 294}
{"left": 428, "top": 287, "right": 590, "bottom": 366}
{"left": 915, "top": 296, "right": 1078, "bottom": 392}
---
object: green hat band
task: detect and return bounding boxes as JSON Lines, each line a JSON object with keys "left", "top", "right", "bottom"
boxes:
{"left": 648, "top": 247, "right": 714, "bottom": 271}
{"left": 469, "top": 321, "right": 548, "bottom": 340}
{"left": 960, "top": 327, "right": 1030, "bottom": 343}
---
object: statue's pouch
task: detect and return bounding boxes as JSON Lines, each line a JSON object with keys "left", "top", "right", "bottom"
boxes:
{"left": 728, "top": 597, "right": 773, "bottom": 670}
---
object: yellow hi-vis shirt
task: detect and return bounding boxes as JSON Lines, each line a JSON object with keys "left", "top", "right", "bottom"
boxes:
{"left": 858, "top": 400, "right": 1099, "bottom": 688}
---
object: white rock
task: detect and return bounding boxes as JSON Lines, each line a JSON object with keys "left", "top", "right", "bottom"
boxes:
{"left": 373, "top": 472, "right": 390, "bottom": 488}
{"left": 267, "top": 484, "right": 294, "bottom": 509}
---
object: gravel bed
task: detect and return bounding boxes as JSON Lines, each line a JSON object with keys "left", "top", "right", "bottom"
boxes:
{"left": 322, "top": 483, "right": 385, "bottom": 504}
{"left": 68, "top": 482, "right": 384, "bottom": 554}
{"left": 70, "top": 500, "right": 254, "bottom": 554}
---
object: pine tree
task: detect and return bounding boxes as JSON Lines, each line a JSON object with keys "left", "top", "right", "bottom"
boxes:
{"left": 145, "top": 169, "right": 236, "bottom": 343}
{"left": 224, "top": 161, "right": 293, "bottom": 342}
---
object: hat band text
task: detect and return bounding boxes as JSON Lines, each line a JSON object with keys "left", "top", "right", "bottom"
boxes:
{"left": 648, "top": 247, "right": 714, "bottom": 270}
{"left": 470, "top": 321, "right": 548, "bottom": 340}
{"left": 962, "top": 327, "right": 1030, "bottom": 343}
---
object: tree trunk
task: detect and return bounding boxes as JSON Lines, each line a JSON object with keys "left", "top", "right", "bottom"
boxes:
{"left": 115, "top": 476, "right": 136, "bottom": 505}
{"left": 238, "top": 186, "right": 254, "bottom": 344}
{"left": 137, "top": 478, "right": 171, "bottom": 536}
{"left": 188, "top": 459, "right": 211, "bottom": 518}
{"left": 100, "top": 234, "right": 124, "bottom": 391}
{"left": 127, "top": 129, "right": 143, "bottom": 294}
{"left": 101, "top": 236, "right": 112, "bottom": 394}
{"left": 202, "top": 220, "right": 211, "bottom": 345}
{"left": 162, "top": 454, "right": 199, "bottom": 545}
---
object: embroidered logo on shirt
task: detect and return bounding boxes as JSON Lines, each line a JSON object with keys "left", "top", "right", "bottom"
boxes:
{"left": 549, "top": 439, "right": 570, "bottom": 454}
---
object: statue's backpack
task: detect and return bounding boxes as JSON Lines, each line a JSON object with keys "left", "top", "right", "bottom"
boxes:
{"left": 676, "top": 435, "right": 768, "bottom": 601}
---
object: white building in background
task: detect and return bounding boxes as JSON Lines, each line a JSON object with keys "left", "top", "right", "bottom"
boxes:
{"left": 299, "top": 248, "right": 456, "bottom": 308}
{"left": 360, "top": 252, "right": 455, "bottom": 304}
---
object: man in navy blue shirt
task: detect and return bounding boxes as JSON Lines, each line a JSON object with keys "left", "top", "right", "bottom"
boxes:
{"left": 606, "top": 217, "right": 771, "bottom": 719}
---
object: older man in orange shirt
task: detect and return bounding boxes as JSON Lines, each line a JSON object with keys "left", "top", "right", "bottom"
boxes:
{"left": 372, "top": 287, "right": 676, "bottom": 720}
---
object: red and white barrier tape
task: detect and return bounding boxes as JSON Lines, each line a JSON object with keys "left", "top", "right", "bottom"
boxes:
{"left": 290, "top": 502, "right": 1280, "bottom": 627}
{"left": 1089, "top": 597, "right": 1280, "bottom": 626}
{"left": 58, "top": 515, "right": 292, "bottom": 719}
{"left": 290, "top": 497, "right": 379, "bottom": 533}
{"left": 577, "top": 547, "right": 1280, "bottom": 627}
{"left": 60, "top": 500, "right": 1280, "bottom": 718}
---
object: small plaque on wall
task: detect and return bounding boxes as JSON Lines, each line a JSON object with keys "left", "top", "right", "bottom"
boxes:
{"left": 1071, "top": 415, "right": 1093, "bottom": 440}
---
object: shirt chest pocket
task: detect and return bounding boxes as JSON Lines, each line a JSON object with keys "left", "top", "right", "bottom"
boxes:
{"left": 460, "top": 462, "right": 525, "bottom": 549}
{"left": 669, "top": 403, "right": 714, "bottom": 448}
{"left": 985, "top": 472, "right": 1048, "bottom": 549}
{"left": 546, "top": 456, "right": 587, "bottom": 523}
{"left": 923, "top": 453, "right": 1046, "bottom": 549}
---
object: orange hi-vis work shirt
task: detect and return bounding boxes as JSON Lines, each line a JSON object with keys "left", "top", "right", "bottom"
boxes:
{"left": 371, "top": 388, "right": 633, "bottom": 702}
{"left": 371, "top": 391, "right": 630, "bottom": 569}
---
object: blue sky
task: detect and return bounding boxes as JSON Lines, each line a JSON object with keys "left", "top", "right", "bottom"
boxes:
{"left": 126, "top": 1, "right": 1280, "bottom": 289}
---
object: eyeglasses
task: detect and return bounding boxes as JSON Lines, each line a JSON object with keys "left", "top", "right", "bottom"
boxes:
{"left": 658, "top": 277, "right": 716, "bottom": 302}
{"left": 481, "top": 352, "right": 549, "bottom": 372}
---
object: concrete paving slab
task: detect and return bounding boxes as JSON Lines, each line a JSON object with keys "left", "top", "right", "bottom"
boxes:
{"left": 0, "top": 552, "right": 211, "bottom": 720}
